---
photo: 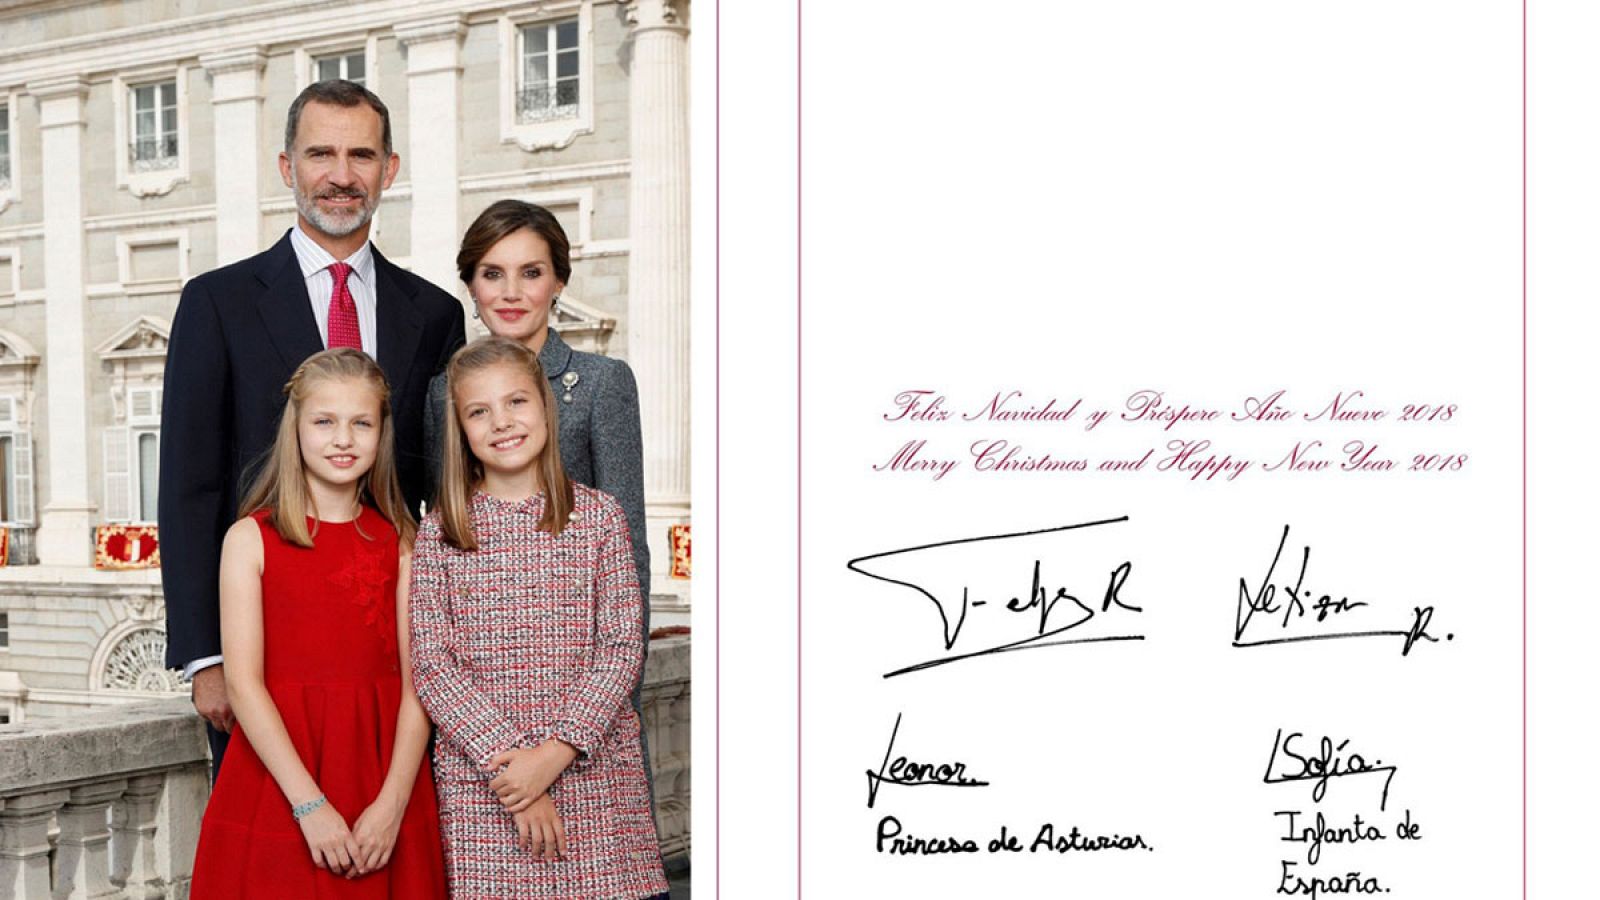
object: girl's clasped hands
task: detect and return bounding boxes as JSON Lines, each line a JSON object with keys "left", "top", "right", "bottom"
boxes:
{"left": 488, "top": 739, "right": 580, "bottom": 860}
{"left": 296, "top": 793, "right": 406, "bottom": 878}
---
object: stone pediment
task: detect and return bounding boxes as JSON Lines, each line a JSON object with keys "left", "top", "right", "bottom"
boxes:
{"left": 0, "top": 328, "right": 40, "bottom": 369}
{"left": 551, "top": 294, "right": 617, "bottom": 356}
{"left": 96, "top": 316, "right": 172, "bottom": 362}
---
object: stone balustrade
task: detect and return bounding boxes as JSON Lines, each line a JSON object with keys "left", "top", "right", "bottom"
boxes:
{"left": 643, "top": 636, "right": 691, "bottom": 859}
{"left": 0, "top": 697, "right": 209, "bottom": 899}
{"left": 0, "top": 636, "right": 690, "bottom": 898}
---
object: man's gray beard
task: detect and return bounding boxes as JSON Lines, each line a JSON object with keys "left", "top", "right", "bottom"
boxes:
{"left": 291, "top": 174, "right": 375, "bottom": 238}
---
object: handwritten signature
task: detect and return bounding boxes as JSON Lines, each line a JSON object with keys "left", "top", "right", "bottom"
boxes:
{"left": 846, "top": 518, "right": 1143, "bottom": 678}
{"left": 865, "top": 713, "right": 989, "bottom": 809}
{"left": 1234, "top": 525, "right": 1452, "bottom": 655}
{"left": 1263, "top": 728, "right": 1398, "bottom": 811}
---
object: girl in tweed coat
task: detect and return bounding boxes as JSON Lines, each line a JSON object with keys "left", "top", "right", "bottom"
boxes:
{"left": 410, "top": 336, "right": 668, "bottom": 900}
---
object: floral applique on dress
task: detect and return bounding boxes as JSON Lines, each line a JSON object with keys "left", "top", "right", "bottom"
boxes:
{"left": 325, "top": 532, "right": 398, "bottom": 662}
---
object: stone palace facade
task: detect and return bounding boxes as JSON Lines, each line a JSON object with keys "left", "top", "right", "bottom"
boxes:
{"left": 0, "top": 0, "right": 692, "bottom": 724}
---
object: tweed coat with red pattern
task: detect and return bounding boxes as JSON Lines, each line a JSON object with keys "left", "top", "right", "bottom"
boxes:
{"left": 409, "top": 485, "right": 667, "bottom": 900}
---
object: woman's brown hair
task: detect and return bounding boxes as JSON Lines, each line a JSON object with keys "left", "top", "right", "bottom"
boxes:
{"left": 456, "top": 199, "right": 573, "bottom": 287}
{"left": 237, "top": 347, "right": 415, "bottom": 548}
{"left": 436, "top": 336, "right": 574, "bottom": 550}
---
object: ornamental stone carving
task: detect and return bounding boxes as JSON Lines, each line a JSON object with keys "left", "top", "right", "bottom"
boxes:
{"left": 114, "top": 590, "right": 164, "bottom": 623}
{"left": 96, "top": 626, "right": 184, "bottom": 693}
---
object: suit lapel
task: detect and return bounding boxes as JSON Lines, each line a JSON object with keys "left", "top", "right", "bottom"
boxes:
{"left": 252, "top": 232, "right": 323, "bottom": 371}
{"left": 372, "top": 247, "right": 425, "bottom": 402}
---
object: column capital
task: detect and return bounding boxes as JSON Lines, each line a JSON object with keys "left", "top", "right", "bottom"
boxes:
{"left": 198, "top": 47, "right": 266, "bottom": 77}
{"left": 123, "top": 773, "right": 166, "bottom": 796}
{"left": 626, "top": 0, "right": 689, "bottom": 34}
{"left": 26, "top": 75, "right": 88, "bottom": 128}
{"left": 396, "top": 15, "right": 466, "bottom": 77}
{"left": 394, "top": 15, "right": 466, "bottom": 48}
{"left": 25, "top": 75, "right": 88, "bottom": 103}
{"left": 0, "top": 790, "right": 69, "bottom": 819}
{"left": 65, "top": 779, "right": 129, "bottom": 807}
{"left": 201, "top": 48, "right": 266, "bottom": 105}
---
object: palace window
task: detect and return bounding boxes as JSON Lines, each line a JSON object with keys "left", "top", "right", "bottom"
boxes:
{"left": 519, "top": 20, "right": 580, "bottom": 123}
{"left": 0, "top": 434, "right": 10, "bottom": 521}
{"left": 0, "top": 93, "right": 17, "bottom": 212}
{"left": 500, "top": 6, "right": 593, "bottom": 152}
{"left": 313, "top": 50, "right": 366, "bottom": 86}
{"left": 0, "top": 612, "right": 9, "bottom": 649}
{"left": 114, "top": 69, "right": 189, "bottom": 197}
{"left": 105, "top": 387, "right": 162, "bottom": 524}
{"left": 0, "top": 101, "right": 10, "bottom": 190}
{"left": 0, "top": 331, "right": 35, "bottom": 564}
{"left": 0, "top": 399, "right": 33, "bottom": 529}
{"left": 98, "top": 317, "right": 170, "bottom": 525}
{"left": 295, "top": 37, "right": 379, "bottom": 96}
{"left": 129, "top": 80, "right": 178, "bottom": 171}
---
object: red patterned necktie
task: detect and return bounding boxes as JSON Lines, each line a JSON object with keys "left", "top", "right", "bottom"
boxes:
{"left": 326, "top": 261, "right": 362, "bottom": 350}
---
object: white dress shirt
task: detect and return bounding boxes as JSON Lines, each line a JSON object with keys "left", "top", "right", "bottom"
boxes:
{"left": 290, "top": 223, "right": 379, "bottom": 360}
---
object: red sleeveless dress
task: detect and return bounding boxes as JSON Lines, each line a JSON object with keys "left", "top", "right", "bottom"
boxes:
{"left": 191, "top": 509, "right": 447, "bottom": 899}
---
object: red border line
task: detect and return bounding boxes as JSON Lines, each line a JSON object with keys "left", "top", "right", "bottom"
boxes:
{"left": 714, "top": 0, "right": 722, "bottom": 897}
{"left": 795, "top": 2, "right": 806, "bottom": 896}
{"left": 1521, "top": 0, "right": 1528, "bottom": 894}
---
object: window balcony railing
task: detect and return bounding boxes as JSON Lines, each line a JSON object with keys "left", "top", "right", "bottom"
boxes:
{"left": 128, "top": 136, "right": 179, "bottom": 172}
{"left": 2, "top": 526, "right": 37, "bottom": 566}
{"left": 516, "top": 83, "right": 579, "bottom": 124}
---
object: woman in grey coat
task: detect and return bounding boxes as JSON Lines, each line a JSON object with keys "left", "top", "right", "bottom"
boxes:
{"left": 423, "top": 200, "right": 656, "bottom": 804}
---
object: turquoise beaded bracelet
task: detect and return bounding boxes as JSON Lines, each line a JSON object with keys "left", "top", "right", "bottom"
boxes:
{"left": 291, "top": 794, "right": 327, "bottom": 820}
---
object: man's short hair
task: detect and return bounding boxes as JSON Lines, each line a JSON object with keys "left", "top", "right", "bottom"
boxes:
{"left": 284, "top": 80, "right": 393, "bottom": 157}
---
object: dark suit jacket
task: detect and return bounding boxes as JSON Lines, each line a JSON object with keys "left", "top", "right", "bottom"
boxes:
{"left": 159, "top": 230, "right": 466, "bottom": 669}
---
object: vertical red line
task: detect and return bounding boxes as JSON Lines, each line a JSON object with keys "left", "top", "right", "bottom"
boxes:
{"left": 795, "top": 2, "right": 805, "bottom": 898}
{"left": 714, "top": 0, "right": 722, "bottom": 896}
{"left": 1521, "top": 0, "right": 1528, "bottom": 895}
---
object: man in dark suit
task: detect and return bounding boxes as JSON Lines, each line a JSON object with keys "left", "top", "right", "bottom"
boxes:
{"left": 158, "top": 80, "right": 465, "bottom": 769}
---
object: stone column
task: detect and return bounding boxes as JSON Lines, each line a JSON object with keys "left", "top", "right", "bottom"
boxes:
{"left": 54, "top": 780, "right": 127, "bottom": 899}
{"left": 28, "top": 76, "right": 95, "bottom": 567}
{"left": 154, "top": 762, "right": 209, "bottom": 892}
{"left": 201, "top": 48, "right": 266, "bottom": 265}
{"left": 625, "top": 0, "right": 692, "bottom": 605}
{"left": 644, "top": 637, "right": 691, "bottom": 856}
{"left": 0, "top": 790, "right": 68, "bottom": 898}
{"left": 395, "top": 16, "right": 465, "bottom": 309}
{"left": 110, "top": 773, "right": 164, "bottom": 895}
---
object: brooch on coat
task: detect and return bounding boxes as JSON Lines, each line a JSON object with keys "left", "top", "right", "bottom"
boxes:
{"left": 560, "top": 371, "right": 580, "bottom": 403}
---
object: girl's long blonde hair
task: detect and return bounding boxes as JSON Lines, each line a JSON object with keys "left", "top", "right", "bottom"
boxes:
{"left": 437, "top": 337, "right": 573, "bottom": 550}
{"left": 238, "top": 347, "right": 415, "bottom": 548}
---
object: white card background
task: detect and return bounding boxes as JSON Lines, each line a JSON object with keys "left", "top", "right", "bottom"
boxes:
{"left": 792, "top": 2, "right": 1519, "bottom": 896}
{"left": 707, "top": 0, "right": 1598, "bottom": 896}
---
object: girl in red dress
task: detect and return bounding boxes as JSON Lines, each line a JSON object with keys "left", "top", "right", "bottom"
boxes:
{"left": 191, "top": 348, "right": 447, "bottom": 898}
{"left": 411, "top": 336, "right": 668, "bottom": 899}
